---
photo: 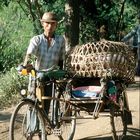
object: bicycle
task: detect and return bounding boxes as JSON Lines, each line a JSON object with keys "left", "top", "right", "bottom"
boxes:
{"left": 9, "top": 65, "right": 132, "bottom": 140}
{"left": 9, "top": 65, "right": 76, "bottom": 140}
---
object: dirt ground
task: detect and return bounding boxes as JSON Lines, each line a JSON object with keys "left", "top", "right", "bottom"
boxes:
{"left": 0, "top": 77, "right": 139, "bottom": 140}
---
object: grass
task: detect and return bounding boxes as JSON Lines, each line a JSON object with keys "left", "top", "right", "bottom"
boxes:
{"left": 0, "top": 67, "right": 28, "bottom": 109}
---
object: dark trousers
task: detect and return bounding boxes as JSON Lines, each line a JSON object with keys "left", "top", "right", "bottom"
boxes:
{"left": 43, "top": 83, "right": 52, "bottom": 115}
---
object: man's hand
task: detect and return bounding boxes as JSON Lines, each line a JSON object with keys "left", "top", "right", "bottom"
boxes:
{"left": 25, "top": 64, "right": 34, "bottom": 72}
{"left": 16, "top": 64, "right": 25, "bottom": 72}
{"left": 16, "top": 64, "right": 34, "bottom": 75}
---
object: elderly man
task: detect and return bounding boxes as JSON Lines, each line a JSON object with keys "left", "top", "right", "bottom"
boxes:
{"left": 23, "top": 12, "right": 66, "bottom": 114}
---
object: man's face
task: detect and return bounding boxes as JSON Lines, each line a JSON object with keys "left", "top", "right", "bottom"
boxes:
{"left": 42, "top": 21, "right": 57, "bottom": 36}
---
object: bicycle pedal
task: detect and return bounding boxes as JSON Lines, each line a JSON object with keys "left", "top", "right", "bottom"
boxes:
{"left": 53, "top": 128, "right": 62, "bottom": 136}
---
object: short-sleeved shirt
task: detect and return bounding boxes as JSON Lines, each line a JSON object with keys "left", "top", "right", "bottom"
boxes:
{"left": 26, "top": 33, "right": 65, "bottom": 70}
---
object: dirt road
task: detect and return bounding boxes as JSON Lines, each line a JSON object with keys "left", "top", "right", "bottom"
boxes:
{"left": 0, "top": 77, "right": 139, "bottom": 140}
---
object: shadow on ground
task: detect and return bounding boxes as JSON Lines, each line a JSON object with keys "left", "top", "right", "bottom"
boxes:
{"left": 0, "top": 112, "right": 11, "bottom": 122}
{"left": 77, "top": 128, "right": 140, "bottom": 140}
{"left": 127, "top": 80, "right": 140, "bottom": 91}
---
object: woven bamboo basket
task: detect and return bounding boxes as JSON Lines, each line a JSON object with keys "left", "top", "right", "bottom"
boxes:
{"left": 66, "top": 40, "right": 136, "bottom": 83}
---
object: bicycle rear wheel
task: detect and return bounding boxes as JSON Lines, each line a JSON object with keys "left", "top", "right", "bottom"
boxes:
{"left": 110, "top": 91, "right": 128, "bottom": 140}
{"left": 9, "top": 99, "right": 46, "bottom": 140}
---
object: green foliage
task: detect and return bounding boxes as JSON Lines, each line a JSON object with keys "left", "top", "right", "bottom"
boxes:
{"left": 79, "top": 14, "right": 97, "bottom": 44}
{"left": 122, "top": 3, "right": 138, "bottom": 31}
{"left": 0, "top": 67, "right": 28, "bottom": 108}
{"left": 79, "top": 0, "right": 138, "bottom": 42}
{"left": 0, "top": 0, "right": 138, "bottom": 108}
{"left": 0, "top": 2, "right": 34, "bottom": 72}
{"left": 0, "top": 0, "right": 10, "bottom": 8}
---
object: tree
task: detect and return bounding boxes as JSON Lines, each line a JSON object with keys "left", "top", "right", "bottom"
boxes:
{"left": 64, "top": 0, "right": 80, "bottom": 51}
{"left": 0, "top": 0, "right": 139, "bottom": 73}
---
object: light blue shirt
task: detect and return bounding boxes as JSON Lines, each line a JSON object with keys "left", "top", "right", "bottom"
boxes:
{"left": 26, "top": 34, "right": 65, "bottom": 70}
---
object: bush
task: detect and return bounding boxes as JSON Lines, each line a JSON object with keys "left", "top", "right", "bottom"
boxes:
{"left": 0, "top": 67, "right": 28, "bottom": 108}
{"left": 0, "top": 2, "right": 34, "bottom": 72}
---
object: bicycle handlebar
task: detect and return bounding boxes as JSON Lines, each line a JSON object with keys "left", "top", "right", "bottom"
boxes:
{"left": 17, "top": 64, "right": 68, "bottom": 79}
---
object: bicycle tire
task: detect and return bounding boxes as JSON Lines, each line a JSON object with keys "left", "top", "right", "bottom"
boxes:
{"left": 9, "top": 99, "right": 46, "bottom": 140}
{"left": 110, "top": 91, "right": 127, "bottom": 140}
{"left": 57, "top": 91, "right": 76, "bottom": 140}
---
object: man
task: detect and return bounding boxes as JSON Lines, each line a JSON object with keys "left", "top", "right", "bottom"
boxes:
{"left": 24, "top": 12, "right": 65, "bottom": 70}
{"left": 121, "top": 13, "right": 140, "bottom": 76}
{"left": 23, "top": 12, "right": 66, "bottom": 114}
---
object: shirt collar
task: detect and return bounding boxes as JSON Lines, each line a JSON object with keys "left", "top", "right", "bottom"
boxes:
{"left": 43, "top": 33, "right": 55, "bottom": 39}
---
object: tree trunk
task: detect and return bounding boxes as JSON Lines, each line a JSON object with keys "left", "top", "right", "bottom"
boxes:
{"left": 65, "top": 0, "right": 80, "bottom": 52}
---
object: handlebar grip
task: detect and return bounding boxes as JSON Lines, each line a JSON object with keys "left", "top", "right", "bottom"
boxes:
{"left": 21, "top": 69, "right": 28, "bottom": 75}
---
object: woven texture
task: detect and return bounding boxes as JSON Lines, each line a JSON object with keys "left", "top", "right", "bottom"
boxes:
{"left": 66, "top": 40, "right": 136, "bottom": 83}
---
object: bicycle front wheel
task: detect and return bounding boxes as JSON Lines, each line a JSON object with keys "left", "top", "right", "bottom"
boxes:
{"left": 9, "top": 99, "right": 46, "bottom": 140}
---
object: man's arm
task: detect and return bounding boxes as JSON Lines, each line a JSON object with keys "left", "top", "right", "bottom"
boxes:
{"left": 122, "top": 30, "right": 135, "bottom": 42}
{"left": 121, "top": 26, "right": 138, "bottom": 42}
{"left": 23, "top": 54, "right": 32, "bottom": 67}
